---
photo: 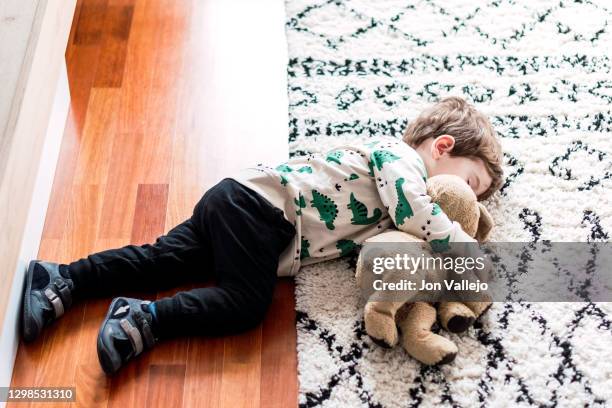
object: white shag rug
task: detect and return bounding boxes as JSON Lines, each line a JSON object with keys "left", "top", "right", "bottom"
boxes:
{"left": 285, "top": 1, "right": 612, "bottom": 407}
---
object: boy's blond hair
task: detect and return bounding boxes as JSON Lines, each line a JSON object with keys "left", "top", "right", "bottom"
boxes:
{"left": 403, "top": 96, "right": 503, "bottom": 200}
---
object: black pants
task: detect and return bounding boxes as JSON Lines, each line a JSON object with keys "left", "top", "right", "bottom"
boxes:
{"left": 67, "top": 179, "right": 296, "bottom": 337}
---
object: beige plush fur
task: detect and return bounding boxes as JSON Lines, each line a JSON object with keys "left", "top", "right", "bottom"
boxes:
{"left": 355, "top": 175, "right": 494, "bottom": 365}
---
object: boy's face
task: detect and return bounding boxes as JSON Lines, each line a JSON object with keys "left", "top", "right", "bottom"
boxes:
{"left": 417, "top": 135, "right": 492, "bottom": 198}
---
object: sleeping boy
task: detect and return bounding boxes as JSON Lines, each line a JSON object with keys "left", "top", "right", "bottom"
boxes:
{"left": 22, "top": 96, "right": 503, "bottom": 374}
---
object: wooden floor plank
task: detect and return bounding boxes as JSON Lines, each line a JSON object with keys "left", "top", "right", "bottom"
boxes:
{"left": 97, "top": 132, "right": 143, "bottom": 239}
{"left": 72, "top": 0, "right": 109, "bottom": 46}
{"left": 72, "top": 88, "right": 120, "bottom": 186}
{"left": 106, "top": 357, "right": 150, "bottom": 408}
{"left": 117, "top": 0, "right": 149, "bottom": 132}
{"left": 183, "top": 336, "right": 224, "bottom": 408}
{"left": 67, "top": 44, "right": 102, "bottom": 131}
{"left": 130, "top": 183, "right": 168, "bottom": 245}
{"left": 145, "top": 364, "right": 186, "bottom": 408}
{"left": 260, "top": 280, "right": 298, "bottom": 408}
{"left": 93, "top": 2, "right": 134, "bottom": 88}
{"left": 74, "top": 362, "right": 111, "bottom": 408}
{"left": 219, "top": 328, "right": 263, "bottom": 408}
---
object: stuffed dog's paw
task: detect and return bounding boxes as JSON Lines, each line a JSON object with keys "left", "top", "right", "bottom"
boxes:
{"left": 438, "top": 302, "right": 477, "bottom": 333}
{"left": 364, "top": 302, "right": 399, "bottom": 348}
{"left": 397, "top": 302, "right": 459, "bottom": 365}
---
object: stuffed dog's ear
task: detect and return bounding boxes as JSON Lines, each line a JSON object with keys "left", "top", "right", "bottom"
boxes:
{"left": 475, "top": 203, "right": 493, "bottom": 242}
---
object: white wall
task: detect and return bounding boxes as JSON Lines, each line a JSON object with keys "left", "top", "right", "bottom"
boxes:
{"left": 0, "top": 62, "right": 69, "bottom": 398}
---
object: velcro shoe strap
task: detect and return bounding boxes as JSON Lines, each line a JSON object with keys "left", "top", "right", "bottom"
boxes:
{"left": 133, "top": 312, "right": 156, "bottom": 349}
{"left": 120, "top": 319, "right": 144, "bottom": 356}
{"left": 44, "top": 288, "right": 64, "bottom": 318}
{"left": 53, "top": 279, "right": 72, "bottom": 308}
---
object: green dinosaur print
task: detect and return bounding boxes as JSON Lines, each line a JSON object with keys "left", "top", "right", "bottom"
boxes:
{"left": 348, "top": 173, "right": 359, "bottom": 180}
{"left": 276, "top": 164, "right": 293, "bottom": 172}
{"left": 368, "top": 150, "right": 400, "bottom": 176}
{"left": 298, "top": 166, "right": 313, "bottom": 173}
{"left": 300, "top": 236, "right": 310, "bottom": 260}
{"left": 310, "top": 189, "right": 338, "bottom": 230}
{"left": 336, "top": 239, "right": 360, "bottom": 257}
{"left": 394, "top": 177, "right": 414, "bottom": 225}
{"left": 280, "top": 175, "right": 289, "bottom": 186}
{"left": 326, "top": 150, "right": 343, "bottom": 164}
{"left": 365, "top": 140, "right": 380, "bottom": 148}
{"left": 429, "top": 235, "right": 450, "bottom": 253}
{"left": 347, "top": 193, "right": 382, "bottom": 225}
{"left": 294, "top": 193, "right": 306, "bottom": 215}
{"left": 431, "top": 202, "right": 442, "bottom": 216}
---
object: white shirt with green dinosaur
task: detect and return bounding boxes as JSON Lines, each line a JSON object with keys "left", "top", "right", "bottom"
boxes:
{"left": 232, "top": 136, "right": 475, "bottom": 276}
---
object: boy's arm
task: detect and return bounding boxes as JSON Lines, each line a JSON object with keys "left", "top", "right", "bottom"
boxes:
{"left": 369, "top": 144, "right": 475, "bottom": 252}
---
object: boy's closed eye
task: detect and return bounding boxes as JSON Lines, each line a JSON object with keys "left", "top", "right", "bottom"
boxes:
{"left": 466, "top": 173, "right": 486, "bottom": 197}
{"left": 467, "top": 175, "right": 480, "bottom": 192}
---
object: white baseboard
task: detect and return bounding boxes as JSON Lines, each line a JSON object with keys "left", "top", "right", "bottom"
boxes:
{"left": 0, "top": 61, "right": 69, "bottom": 397}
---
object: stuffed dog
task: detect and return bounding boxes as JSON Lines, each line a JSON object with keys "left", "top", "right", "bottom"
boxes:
{"left": 355, "top": 175, "right": 493, "bottom": 365}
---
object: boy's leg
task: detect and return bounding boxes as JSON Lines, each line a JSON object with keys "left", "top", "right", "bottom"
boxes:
{"left": 154, "top": 179, "right": 296, "bottom": 336}
{"left": 66, "top": 219, "right": 209, "bottom": 297}
{"left": 23, "top": 214, "right": 210, "bottom": 342}
{"left": 97, "top": 179, "right": 296, "bottom": 373}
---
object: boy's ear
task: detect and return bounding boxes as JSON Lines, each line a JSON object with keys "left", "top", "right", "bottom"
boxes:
{"left": 475, "top": 203, "right": 493, "bottom": 242}
{"left": 432, "top": 135, "right": 455, "bottom": 158}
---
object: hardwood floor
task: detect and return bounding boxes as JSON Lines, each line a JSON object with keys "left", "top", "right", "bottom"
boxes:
{"left": 9, "top": 0, "right": 297, "bottom": 407}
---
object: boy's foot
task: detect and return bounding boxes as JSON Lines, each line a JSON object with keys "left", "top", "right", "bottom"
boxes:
{"left": 97, "top": 297, "right": 158, "bottom": 375}
{"left": 22, "top": 260, "right": 74, "bottom": 342}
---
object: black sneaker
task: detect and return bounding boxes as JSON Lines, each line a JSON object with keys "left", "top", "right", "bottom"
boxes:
{"left": 22, "top": 260, "right": 74, "bottom": 342}
{"left": 97, "top": 297, "right": 158, "bottom": 375}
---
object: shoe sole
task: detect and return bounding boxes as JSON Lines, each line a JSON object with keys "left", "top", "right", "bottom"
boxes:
{"left": 97, "top": 297, "right": 124, "bottom": 375}
{"left": 22, "top": 260, "right": 41, "bottom": 342}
